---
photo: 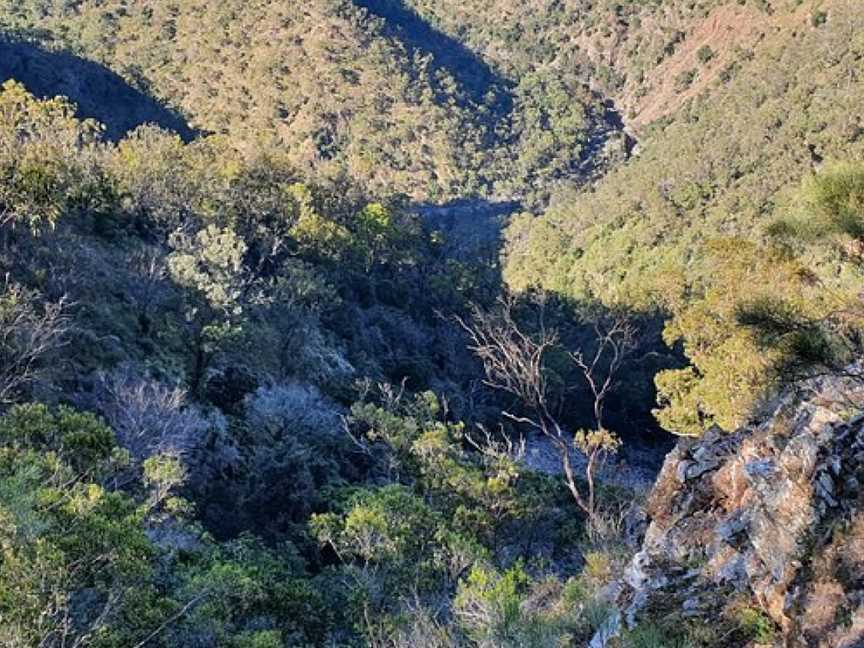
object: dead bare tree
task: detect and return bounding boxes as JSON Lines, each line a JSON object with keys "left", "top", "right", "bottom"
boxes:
{"left": 97, "top": 365, "right": 210, "bottom": 461}
{"left": 0, "top": 281, "right": 71, "bottom": 403}
{"left": 455, "top": 295, "right": 636, "bottom": 531}
{"left": 570, "top": 317, "right": 636, "bottom": 431}
{"left": 128, "top": 246, "right": 169, "bottom": 335}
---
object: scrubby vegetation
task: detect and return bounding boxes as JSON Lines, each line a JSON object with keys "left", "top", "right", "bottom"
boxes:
{"left": 0, "top": 80, "right": 640, "bottom": 646}
{"left": 0, "top": 0, "right": 623, "bottom": 204}
{"left": 1, "top": 0, "right": 863, "bottom": 645}
{"left": 506, "top": 0, "right": 864, "bottom": 435}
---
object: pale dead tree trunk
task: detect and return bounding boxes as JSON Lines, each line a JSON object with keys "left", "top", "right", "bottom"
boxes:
{"left": 571, "top": 317, "right": 635, "bottom": 432}
{"left": 570, "top": 316, "right": 635, "bottom": 524}
{"left": 0, "top": 282, "right": 72, "bottom": 404}
{"left": 455, "top": 295, "right": 636, "bottom": 532}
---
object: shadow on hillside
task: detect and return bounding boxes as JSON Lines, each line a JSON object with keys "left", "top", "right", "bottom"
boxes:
{"left": 0, "top": 39, "right": 196, "bottom": 141}
{"left": 352, "top": 0, "right": 513, "bottom": 112}
{"left": 417, "top": 199, "right": 677, "bottom": 459}
{"left": 416, "top": 199, "right": 520, "bottom": 265}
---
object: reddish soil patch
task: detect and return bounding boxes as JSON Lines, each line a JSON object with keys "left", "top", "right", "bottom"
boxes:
{"left": 629, "top": 4, "right": 770, "bottom": 129}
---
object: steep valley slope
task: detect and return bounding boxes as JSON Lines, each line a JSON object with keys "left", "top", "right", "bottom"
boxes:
{"left": 0, "top": 1, "right": 863, "bottom": 646}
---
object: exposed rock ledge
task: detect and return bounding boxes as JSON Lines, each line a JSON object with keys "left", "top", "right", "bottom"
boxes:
{"left": 601, "top": 377, "right": 864, "bottom": 647}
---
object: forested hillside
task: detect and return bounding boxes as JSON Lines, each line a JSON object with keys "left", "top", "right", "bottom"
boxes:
{"left": 1, "top": 0, "right": 864, "bottom": 646}
{"left": 0, "top": 0, "right": 627, "bottom": 204}
{"left": 505, "top": 0, "right": 864, "bottom": 436}
{"left": 0, "top": 0, "right": 495, "bottom": 200}
{"left": 366, "top": 0, "right": 798, "bottom": 125}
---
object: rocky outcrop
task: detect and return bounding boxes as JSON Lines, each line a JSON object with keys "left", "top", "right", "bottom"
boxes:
{"left": 612, "top": 379, "right": 864, "bottom": 647}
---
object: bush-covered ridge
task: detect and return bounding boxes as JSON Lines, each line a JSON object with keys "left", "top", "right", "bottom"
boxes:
{"left": 1, "top": 0, "right": 864, "bottom": 645}
{"left": 0, "top": 0, "right": 634, "bottom": 204}
{"left": 504, "top": 0, "right": 864, "bottom": 434}
{"left": 0, "top": 0, "right": 495, "bottom": 201}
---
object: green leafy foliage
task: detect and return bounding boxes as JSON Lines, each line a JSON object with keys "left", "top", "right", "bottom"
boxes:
{"left": 651, "top": 240, "right": 824, "bottom": 435}
{"left": 504, "top": 1, "right": 864, "bottom": 434}
{"left": 0, "top": 404, "right": 147, "bottom": 647}
{"left": 0, "top": 0, "right": 502, "bottom": 201}
{"left": 0, "top": 1, "right": 861, "bottom": 643}
{"left": 0, "top": 79, "right": 99, "bottom": 234}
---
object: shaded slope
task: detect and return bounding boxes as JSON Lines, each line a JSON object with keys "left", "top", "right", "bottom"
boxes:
{"left": 0, "top": 0, "right": 633, "bottom": 204}
{"left": 351, "top": 0, "right": 512, "bottom": 112}
{"left": 0, "top": 39, "right": 195, "bottom": 141}
{"left": 0, "top": 0, "right": 495, "bottom": 201}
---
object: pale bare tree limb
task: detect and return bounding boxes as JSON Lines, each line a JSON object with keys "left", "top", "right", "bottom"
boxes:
{"left": 0, "top": 281, "right": 72, "bottom": 403}
{"left": 456, "top": 295, "right": 636, "bottom": 532}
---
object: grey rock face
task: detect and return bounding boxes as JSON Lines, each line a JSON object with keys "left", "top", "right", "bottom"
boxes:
{"left": 611, "top": 378, "right": 864, "bottom": 647}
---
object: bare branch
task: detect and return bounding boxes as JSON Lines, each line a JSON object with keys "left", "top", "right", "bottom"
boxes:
{"left": 457, "top": 297, "right": 638, "bottom": 531}
{"left": 96, "top": 366, "right": 209, "bottom": 461}
{"left": 453, "top": 296, "right": 556, "bottom": 413}
{"left": 0, "top": 281, "right": 72, "bottom": 403}
{"left": 465, "top": 423, "right": 526, "bottom": 464}
{"left": 570, "top": 313, "right": 637, "bottom": 430}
